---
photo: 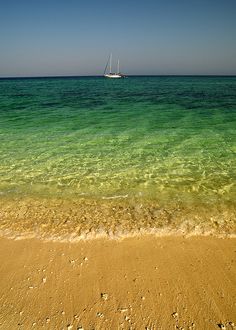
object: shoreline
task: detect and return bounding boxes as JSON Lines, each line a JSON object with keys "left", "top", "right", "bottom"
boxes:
{"left": 0, "top": 235, "right": 235, "bottom": 329}
{"left": 0, "top": 196, "right": 235, "bottom": 240}
{"left": 1, "top": 228, "right": 236, "bottom": 243}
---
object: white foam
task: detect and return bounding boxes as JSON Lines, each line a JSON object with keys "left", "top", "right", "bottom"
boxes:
{"left": 102, "top": 194, "right": 129, "bottom": 200}
{"left": 0, "top": 226, "right": 235, "bottom": 244}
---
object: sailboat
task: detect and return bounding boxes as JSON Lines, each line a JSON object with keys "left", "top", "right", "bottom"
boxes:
{"left": 104, "top": 54, "right": 125, "bottom": 78}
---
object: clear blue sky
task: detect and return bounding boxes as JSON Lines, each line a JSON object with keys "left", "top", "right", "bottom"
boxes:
{"left": 0, "top": 0, "right": 236, "bottom": 77}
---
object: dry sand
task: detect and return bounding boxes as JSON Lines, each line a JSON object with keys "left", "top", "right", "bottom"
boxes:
{"left": 0, "top": 235, "right": 235, "bottom": 329}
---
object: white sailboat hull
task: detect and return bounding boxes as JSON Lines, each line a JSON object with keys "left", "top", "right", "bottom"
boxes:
{"left": 104, "top": 74, "right": 123, "bottom": 79}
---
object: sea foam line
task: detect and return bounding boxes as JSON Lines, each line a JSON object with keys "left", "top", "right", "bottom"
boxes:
{"left": 0, "top": 227, "right": 235, "bottom": 243}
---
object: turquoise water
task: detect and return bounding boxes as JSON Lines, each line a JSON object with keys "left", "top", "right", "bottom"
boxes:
{"left": 0, "top": 76, "right": 236, "bottom": 237}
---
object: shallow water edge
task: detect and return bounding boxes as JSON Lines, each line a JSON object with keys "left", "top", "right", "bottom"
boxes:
{"left": 0, "top": 196, "right": 235, "bottom": 241}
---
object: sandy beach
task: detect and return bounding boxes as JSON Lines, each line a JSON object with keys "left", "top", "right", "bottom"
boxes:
{"left": 0, "top": 235, "right": 235, "bottom": 329}
{"left": 1, "top": 0, "right": 236, "bottom": 327}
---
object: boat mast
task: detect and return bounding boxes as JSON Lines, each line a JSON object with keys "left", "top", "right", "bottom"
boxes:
{"left": 117, "top": 59, "right": 120, "bottom": 74}
{"left": 104, "top": 55, "right": 110, "bottom": 75}
{"left": 109, "top": 53, "right": 112, "bottom": 73}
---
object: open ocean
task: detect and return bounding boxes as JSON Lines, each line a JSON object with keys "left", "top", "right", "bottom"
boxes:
{"left": 0, "top": 76, "right": 235, "bottom": 239}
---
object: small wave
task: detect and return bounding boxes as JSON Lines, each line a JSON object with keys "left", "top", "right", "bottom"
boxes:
{"left": 0, "top": 196, "right": 235, "bottom": 242}
{"left": 1, "top": 227, "right": 236, "bottom": 244}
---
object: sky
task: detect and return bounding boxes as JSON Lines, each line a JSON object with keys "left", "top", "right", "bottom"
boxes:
{"left": 0, "top": 0, "right": 236, "bottom": 77}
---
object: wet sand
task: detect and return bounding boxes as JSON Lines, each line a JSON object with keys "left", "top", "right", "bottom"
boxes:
{"left": 1, "top": 197, "right": 236, "bottom": 239}
{"left": 0, "top": 236, "right": 235, "bottom": 329}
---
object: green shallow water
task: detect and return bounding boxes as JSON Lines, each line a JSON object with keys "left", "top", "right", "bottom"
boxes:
{"left": 0, "top": 76, "right": 236, "bottom": 237}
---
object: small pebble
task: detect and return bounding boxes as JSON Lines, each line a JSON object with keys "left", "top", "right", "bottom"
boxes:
{"left": 42, "top": 277, "right": 47, "bottom": 283}
{"left": 119, "top": 307, "right": 128, "bottom": 313}
{"left": 67, "top": 325, "right": 73, "bottom": 330}
{"left": 218, "top": 324, "right": 226, "bottom": 330}
{"left": 97, "top": 312, "right": 104, "bottom": 318}
{"left": 172, "top": 312, "right": 178, "bottom": 318}
{"left": 101, "top": 293, "right": 108, "bottom": 300}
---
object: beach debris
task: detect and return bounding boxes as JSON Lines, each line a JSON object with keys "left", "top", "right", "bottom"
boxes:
{"left": 77, "top": 327, "right": 84, "bottom": 330}
{"left": 42, "top": 277, "right": 47, "bottom": 283}
{"left": 32, "top": 322, "right": 36, "bottom": 327}
{"left": 172, "top": 312, "right": 178, "bottom": 318}
{"left": 67, "top": 325, "right": 73, "bottom": 330}
{"left": 83, "top": 256, "right": 88, "bottom": 261}
{"left": 97, "top": 312, "right": 104, "bottom": 318}
{"left": 28, "top": 286, "right": 34, "bottom": 289}
{"left": 46, "top": 318, "right": 50, "bottom": 323}
{"left": 61, "top": 311, "right": 65, "bottom": 315}
{"left": 118, "top": 307, "right": 129, "bottom": 313}
{"left": 141, "top": 296, "right": 145, "bottom": 300}
{"left": 101, "top": 292, "right": 108, "bottom": 300}
{"left": 217, "top": 324, "right": 226, "bottom": 329}
{"left": 19, "top": 311, "right": 23, "bottom": 316}
{"left": 125, "top": 316, "right": 131, "bottom": 322}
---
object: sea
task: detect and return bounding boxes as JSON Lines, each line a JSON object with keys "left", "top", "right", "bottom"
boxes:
{"left": 0, "top": 76, "right": 235, "bottom": 239}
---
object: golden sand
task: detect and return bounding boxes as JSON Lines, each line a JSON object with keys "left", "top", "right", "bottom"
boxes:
{"left": 0, "top": 235, "right": 235, "bottom": 329}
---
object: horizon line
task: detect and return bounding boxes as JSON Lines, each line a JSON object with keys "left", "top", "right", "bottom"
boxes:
{"left": 1, "top": 74, "right": 236, "bottom": 80}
